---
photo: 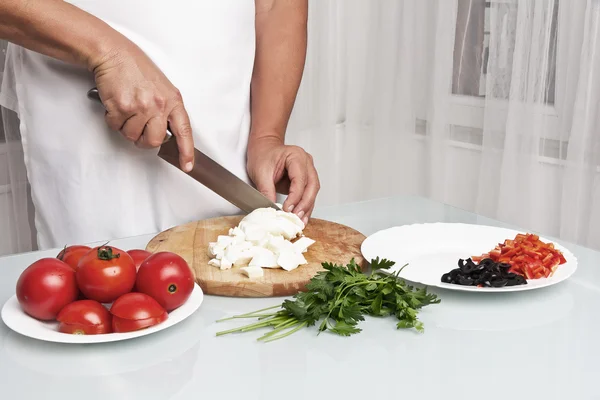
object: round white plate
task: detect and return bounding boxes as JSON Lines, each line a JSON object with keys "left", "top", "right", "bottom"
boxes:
{"left": 361, "top": 223, "right": 578, "bottom": 292}
{"left": 1, "top": 283, "right": 204, "bottom": 343}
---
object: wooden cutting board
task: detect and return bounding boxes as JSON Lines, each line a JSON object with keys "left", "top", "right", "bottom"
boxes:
{"left": 145, "top": 216, "right": 366, "bottom": 297}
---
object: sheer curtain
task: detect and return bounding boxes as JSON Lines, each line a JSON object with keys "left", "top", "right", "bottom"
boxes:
{"left": 287, "top": 0, "right": 600, "bottom": 249}
{"left": 2, "top": 0, "right": 600, "bottom": 255}
{"left": 0, "top": 40, "right": 35, "bottom": 256}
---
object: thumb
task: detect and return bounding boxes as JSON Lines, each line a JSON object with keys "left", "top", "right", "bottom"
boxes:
{"left": 253, "top": 169, "right": 277, "bottom": 202}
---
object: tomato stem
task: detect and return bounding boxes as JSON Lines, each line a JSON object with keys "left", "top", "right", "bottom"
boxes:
{"left": 57, "top": 245, "right": 68, "bottom": 260}
{"left": 97, "top": 246, "right": 120, "bottom": 261}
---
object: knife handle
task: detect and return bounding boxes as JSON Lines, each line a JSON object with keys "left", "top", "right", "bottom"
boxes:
{"left": 86, "top": 87, "right": 173, "bottom": 144}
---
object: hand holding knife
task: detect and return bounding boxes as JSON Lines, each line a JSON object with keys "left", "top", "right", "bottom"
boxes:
{"left": 86, "top": 87, "right": 280, "bottom": 213}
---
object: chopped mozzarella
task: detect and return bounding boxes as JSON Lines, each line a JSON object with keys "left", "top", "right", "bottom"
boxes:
{"left": 266, "top": 235, "right": 294, "bottom": 254}
{"left": 293, "top": 237, "right": 316, "bottom": 254}
{"left": 278, "top": 251, "right": 308, "bottom": 271}
{"left": 220, "top": 257, "right": 233, "bottom": 270}
{"left": 240, "top": 266, "right": 264, "bottom": 279}
{"left": 248, "top": 247, "right": 279, "bottom": 268}
{"left": 207, "top": 207, "right": 315, "bottom": 277}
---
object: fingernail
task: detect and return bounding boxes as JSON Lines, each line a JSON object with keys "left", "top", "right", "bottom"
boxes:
{"left": 298, "top": 210, "right": 305, "bottom": 219}
{"left": 287, "top": 205, "right": 295, "bottom": 212}
{"left": 184, "top": 162, "right": 193, "bottom": 172}
{"left": 302, "top": 216, "right": 308, "bottom": 225}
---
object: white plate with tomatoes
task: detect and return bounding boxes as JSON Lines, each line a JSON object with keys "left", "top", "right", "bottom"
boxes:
{"left": 1, "top": 245, "right": 204, "bottom": 343}
{"left": 361, "top": 223, "right": 578, "bottom": 292}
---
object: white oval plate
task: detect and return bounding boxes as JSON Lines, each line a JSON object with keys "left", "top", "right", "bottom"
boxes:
{"left": 1, "top": 283, "right": 204, "bottom": 343}
{"left": 361, "top": 223, "right": 578, "bottom": 292}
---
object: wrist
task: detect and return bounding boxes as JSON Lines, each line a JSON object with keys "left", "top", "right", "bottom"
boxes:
{"left": 84, "top": 29, "right": 134, "bottom": 72}
{"left": 247, "top": 131, "right": 284, "bottom": 155}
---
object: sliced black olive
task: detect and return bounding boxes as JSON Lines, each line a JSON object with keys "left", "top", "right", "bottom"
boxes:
{"left": 506, "top": 275, "right": 527, "bottom": 286}
{"left": 441, "top": 273, "right": 453, "bottom": 283}
{"left": 459, "top": 259, "right": 477, "bottom": 274}
{"left": 443, "top": 258, "right": 529, "bottom": 287}
{"left": 514, "top": 275, "right": 527, "bottom": 284}
{"left": 449, "top": 268, "right": 462, "bottom": 279}
{"left": 458, "top": 276, "right": 474, "bottom": 286}
{"left": 490, "top": 279, "right": 508, "bottom": 287}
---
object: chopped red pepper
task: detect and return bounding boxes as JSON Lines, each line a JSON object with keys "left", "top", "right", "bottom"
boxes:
{"left": 472, "top": 233, "right": 566, "bottom": 280}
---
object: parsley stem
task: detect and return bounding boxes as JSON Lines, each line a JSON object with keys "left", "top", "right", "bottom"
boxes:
{"left": 257, "top": 318, "right": 299, "bottom": 341}
{"left": 217, "top": 313, "right": 277, "bottom": 321}
{"left": 273, "top": 317, "right": 297, "bottom": 330}
{"left": 216, "top": 305, "right": 282, "bottom": 322}
{"left": 215, "top": 316, "right": 286, "bottom": 336}
{"left": 262, "top": 321, "right": 308, "bottom": 343}
{"left": 239, "top": 317, "right": 286, "bottom": 331}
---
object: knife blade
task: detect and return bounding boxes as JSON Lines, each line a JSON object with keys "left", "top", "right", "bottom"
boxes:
{"left": 86, "top": 88, "right": 280, "bottom": 213}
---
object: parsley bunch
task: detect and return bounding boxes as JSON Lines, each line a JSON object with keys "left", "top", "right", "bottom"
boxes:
{"left": 216, "top": 258, "right": 440, "bottom": 342}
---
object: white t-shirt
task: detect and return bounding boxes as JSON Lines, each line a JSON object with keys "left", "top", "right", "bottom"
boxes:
{"left": 0, "top": 1, "right": 255, "bottom": 249}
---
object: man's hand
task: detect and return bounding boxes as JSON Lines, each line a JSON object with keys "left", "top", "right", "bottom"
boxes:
{"left": 93, "top": 46, "right": 195, "bottom": 172}
{"left": 0, "top": 0, "right": 195, "bottom": 173}
{"left": 250, "top": 0, "right": 313, "bottom": 222}
{"left": 247, "top": 136, "right": 319, "bottom": 225}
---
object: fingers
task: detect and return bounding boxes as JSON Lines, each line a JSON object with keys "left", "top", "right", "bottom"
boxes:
{"left": 254, "top": 168, "right": 278, "bottom": 202}
{"left": 303, "top": 204, "right": 315, "bottom": 224}
{"left": 136, "top": 115, "right": 168, "bottom": 148}
{"left": 99, "top": 82, "right": 193, "bottom": 172}
{"left": 289, "top": 156, "right": 320, "bottom": 225}
{"left": 281, "top": 156, "right": 308, "bottom": 214}
{"left": 119, "top": 113, "right": 149, "bottom": 143}
{"left": 167, "top": 103, "right": 195, "bottom": 172}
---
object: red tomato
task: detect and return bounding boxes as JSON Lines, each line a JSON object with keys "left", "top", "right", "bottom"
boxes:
{"left": 16, "top": 258, "right": 79, "bottom": 321}
{"left": 112, "top": 315, "right": 167, "bottom": 333}
{"left": 127, "top": 249, "right": 152, "bottom": 271}
{"left": 56, "top": 300, "right": 112, "bottom": 334}
{"left": 76, "top": 245, "right": 136, "bottom": 303}
{"left": 57, "top": 245, "right": 91, "bottom": 271}
{"left": 109, "top": 292, "right": 168, "bottom": 333}
{"left": 136, "top": 252, "right": 194, "bottom": 311}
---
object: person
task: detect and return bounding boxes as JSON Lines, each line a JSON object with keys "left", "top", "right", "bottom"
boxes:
{"left": 0, "top": 0, "right": 320, "bottom": 250}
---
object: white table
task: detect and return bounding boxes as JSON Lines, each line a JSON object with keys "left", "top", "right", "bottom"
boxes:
{"left": 0, "top": 196, "right": 598, "bottom": 400}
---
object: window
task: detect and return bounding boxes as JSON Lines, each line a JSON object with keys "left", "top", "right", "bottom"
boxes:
{"left": 452, "top": 0, "right": 558, "bottom": 104}
{"left": 446, "top": 0, "right": 562, "bottom": 159}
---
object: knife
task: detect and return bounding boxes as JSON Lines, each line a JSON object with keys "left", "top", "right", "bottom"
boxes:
{"left": 86, "top": 88, "right": 280, "bottom": 213}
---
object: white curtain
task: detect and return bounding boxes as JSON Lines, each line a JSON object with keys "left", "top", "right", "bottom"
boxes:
{"left": 287, "top": 0, "right": 600, "bottom": 249}
{"left": 2, "top": 0, "right": 600, "bottom": 255}
{"left": 0, "top": 40, "right": 35, "bottom": 256}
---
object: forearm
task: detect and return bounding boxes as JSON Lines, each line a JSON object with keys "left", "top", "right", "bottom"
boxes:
{"left": 0, "top": 0, "right": 129, "bottom": 70}
{"left": 249, "top": 0, "right": 308, "bottom": 147}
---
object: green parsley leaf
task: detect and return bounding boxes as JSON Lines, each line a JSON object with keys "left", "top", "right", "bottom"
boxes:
{"left": 371, "top": 293, "right": 383, "bottom": 315}
{"left": 330, "top": 320, "right": 361, "bottom": 336}
{"left": 215, "top": 257, "right": 440, "bottom": 342}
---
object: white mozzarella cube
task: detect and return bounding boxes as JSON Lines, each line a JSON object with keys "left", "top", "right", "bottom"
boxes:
{"left": 249, "top": 247, "right": 279, "bottom": 268}
{"left": 277, "top": 251, "right": 308, "bottom": 271}
{"left": 267, "top": 235, "right": 294, "bottom": 255}
{"left": 292, "top": 237, "right": 316, "bottom": 253}
{"left": 220, "top": 256, "right": 233, "bottom": 270}
{"left": 240, "top": 266, "right": 264, "bottom": 279}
